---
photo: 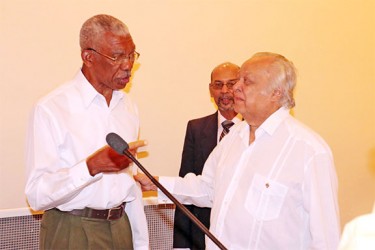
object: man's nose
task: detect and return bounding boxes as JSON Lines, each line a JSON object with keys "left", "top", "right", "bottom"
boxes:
{"left": 221, "top": 83, "right": 230, "bottom": 92}
{"left": 232, "top": 79, "right": 241, "bottom": 92}
{"left": 119, "top": 59, "right": 133, "bottom": 71}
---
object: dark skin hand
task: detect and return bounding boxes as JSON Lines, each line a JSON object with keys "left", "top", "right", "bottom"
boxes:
{"left": 87, "top": 140, "right": 146, "bottom": 176}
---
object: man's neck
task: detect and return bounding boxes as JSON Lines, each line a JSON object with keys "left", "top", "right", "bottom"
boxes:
{"left": 219, "top": 110, "right": 238, "bottom": 120}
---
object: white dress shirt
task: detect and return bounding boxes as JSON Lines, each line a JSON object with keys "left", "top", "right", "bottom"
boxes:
{"left": 25, "top": 70, "right": 149, "bottom": 249}
{"left": 338, "top": 203, "right": 375, "bottom": 250}
{"left": 159, "top": 107, "right": 340, "bottom": 250}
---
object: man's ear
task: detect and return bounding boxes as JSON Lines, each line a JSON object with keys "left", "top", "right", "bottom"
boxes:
{"left": 81, "top": 50, "right": 93, "bottom": 66}
{"left": 271, "top": 89, "right": 282, "bottom": 101}
{"left": 209, "top": 87, "right": 214, "bottom": 98}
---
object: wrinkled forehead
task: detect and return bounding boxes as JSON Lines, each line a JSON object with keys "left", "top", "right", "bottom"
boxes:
{"left": 240, "top": 57, "right": 272, "bottom": 78}
{"left": 98, "top": 32, "right": 135, "bottom": 51}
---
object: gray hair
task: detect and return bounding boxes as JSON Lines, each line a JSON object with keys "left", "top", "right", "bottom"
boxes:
{"left": 79, "top": 14, "right": 130, "bottom": 50}
{"left": 252, "top": 52, "right": 297, "bottom": 108}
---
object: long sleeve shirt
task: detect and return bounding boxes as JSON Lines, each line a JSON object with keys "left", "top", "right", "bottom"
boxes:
{"left": 338, "top": 203, "right": 375, "bottom": 250}
{"left": 25, "top": 70, "right": 149, "bottom": 249}
{"left": 159, "top": 107, "right": 340, "bottom": 250}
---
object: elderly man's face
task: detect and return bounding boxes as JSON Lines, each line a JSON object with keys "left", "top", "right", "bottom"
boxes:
{"left": 233, "top": 57, "right": 280, "bottom": 123}
{"left": 88, "top": 32, "right": 136, "bottom": 91}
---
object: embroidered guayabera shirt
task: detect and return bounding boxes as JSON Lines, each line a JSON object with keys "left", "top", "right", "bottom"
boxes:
{"left": 159, "top": 107, "right": 340, "bottom": 250}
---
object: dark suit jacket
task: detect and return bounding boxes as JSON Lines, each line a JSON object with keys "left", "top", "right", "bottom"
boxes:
{"left": 173, "top": 112, "right": 218, "bottom": 249}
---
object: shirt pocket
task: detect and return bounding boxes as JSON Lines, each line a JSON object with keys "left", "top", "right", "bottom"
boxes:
{"left": 245, "top": 173, "right": 288, "bottom": 221}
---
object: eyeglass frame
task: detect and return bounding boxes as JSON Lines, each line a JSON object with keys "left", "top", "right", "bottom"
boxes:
{"left": 86, "top": 48, "right": 140, "bottom": 64}
{"left": 209, "top": 79, "right": 239, "bottom": 90}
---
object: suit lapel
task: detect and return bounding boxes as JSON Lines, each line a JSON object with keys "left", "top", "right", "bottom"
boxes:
{"left": 200, "top": 112, "right": 218, "bottom": 158}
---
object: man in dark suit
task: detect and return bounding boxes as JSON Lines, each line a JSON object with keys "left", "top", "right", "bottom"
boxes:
{"left": 173, "top": 62, "right": 241, "bottom": 249}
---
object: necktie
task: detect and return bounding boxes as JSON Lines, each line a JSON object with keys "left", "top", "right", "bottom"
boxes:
{"left": 219, "top": 120, "right": 234, "bottom": 141}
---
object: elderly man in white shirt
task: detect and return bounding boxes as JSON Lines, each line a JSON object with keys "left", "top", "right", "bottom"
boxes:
{"left": 25, "top": 14, "right": 149, "bottom": 250}
{"left": 136, "top": 52, "right": 340, "bottom": 249}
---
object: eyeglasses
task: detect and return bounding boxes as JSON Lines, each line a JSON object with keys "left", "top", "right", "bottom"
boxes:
{"left": 86, "top": 48, "right": 140, "bottom": 64}
{"left": 209, "top": 80, "right": 238, "bottom": 90}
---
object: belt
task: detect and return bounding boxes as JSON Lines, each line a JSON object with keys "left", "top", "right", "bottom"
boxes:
{"left": 55, "top": 203, "right": 126, "bottom": 221}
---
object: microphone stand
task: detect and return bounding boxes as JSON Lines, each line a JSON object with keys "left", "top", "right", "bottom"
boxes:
{"left": 123, "top": 150, "right": 227, "bottom": 250}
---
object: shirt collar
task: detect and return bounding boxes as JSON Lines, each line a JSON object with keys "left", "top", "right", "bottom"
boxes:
{"left": 236, "top": 107, "right": 290, "bottom": 143}
{"left": 75, "top": 70, "right": 124, "bottom": 108}
{"left": 259, "top": 107, "right": 290, "bottom": 136}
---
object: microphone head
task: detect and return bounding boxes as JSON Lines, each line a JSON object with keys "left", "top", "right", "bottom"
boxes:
{"left": 106, "top": 132, "right": 129, "bottom": 154}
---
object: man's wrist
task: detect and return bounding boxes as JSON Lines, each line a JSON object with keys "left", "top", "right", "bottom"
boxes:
{"left": 86, "top": 157, "right": 99, "bottom": 176}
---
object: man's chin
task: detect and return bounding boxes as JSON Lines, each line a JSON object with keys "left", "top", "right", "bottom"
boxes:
{"left": 116, "top": 79, "right": 130, "bottom": 89}
{"left": 233, "top": 104, "right": 243, "bottom": 114}
{"left": 219, "top": 104, "right": 234, "bottom": 111}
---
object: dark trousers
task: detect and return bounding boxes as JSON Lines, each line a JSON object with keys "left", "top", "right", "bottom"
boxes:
{"left": 173, "top": 205, "right": 211, "bottom": 250}
{"left": 40, "top": 209, "right": 133, "bottom": 250}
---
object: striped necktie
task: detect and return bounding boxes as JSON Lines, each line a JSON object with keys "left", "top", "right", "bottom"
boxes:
{"left": 219, "top": 120, "right": 234, "bottom": 141}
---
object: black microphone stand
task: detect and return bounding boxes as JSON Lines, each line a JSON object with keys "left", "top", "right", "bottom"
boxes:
{"left": 123, "top": 150, "right": 227, "bottom": 250}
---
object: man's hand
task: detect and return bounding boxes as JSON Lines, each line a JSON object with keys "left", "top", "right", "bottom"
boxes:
{"left": 134, "top": 173, "right": 158, "bottom": 191}
{"left": 86, "top": 140, "right": 147, "bottom": 176}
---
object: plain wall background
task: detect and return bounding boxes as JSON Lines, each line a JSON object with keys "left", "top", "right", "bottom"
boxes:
{"left": 1, "top": 0, "right": 374, "bottom": 230}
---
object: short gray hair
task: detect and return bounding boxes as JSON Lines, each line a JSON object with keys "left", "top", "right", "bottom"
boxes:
{"left": 79, "top": 14, "right": 130, "bottom": 50}
{"left": 252, "top": 52, "right": 297, "bottom": 108}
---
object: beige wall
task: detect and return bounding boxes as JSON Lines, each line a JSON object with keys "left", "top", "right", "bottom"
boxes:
{"left": 1, "top": 0, "right": 374, "bottom": 230}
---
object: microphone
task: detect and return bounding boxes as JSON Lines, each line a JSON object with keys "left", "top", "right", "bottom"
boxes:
{"left": 106, "top": 132, "right": 227, "bottom": 250}
{"left": 106, "top": 132, "right": 129, "bottom": 154}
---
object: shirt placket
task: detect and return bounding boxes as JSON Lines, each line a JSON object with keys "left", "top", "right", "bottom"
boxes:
{"left": 215, "top": 144, "right": 254, "bottom": 240}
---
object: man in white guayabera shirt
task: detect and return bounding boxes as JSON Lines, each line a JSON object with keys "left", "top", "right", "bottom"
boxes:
{"left": 136, "top": 52, "right": 340, "bottom": 250}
